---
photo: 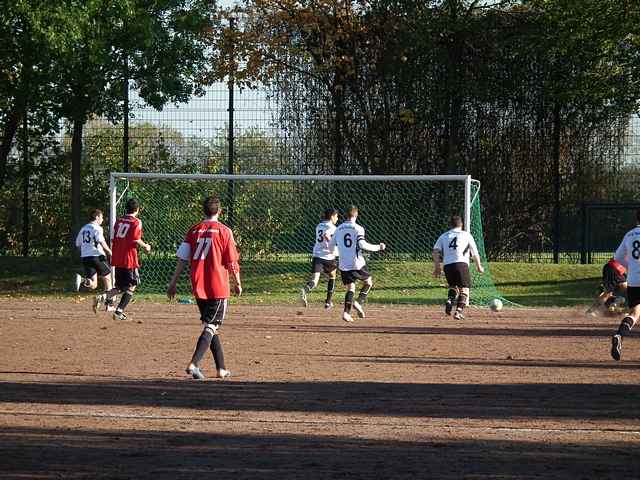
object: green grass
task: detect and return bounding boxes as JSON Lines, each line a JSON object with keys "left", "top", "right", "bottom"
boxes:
{"left": 0, "top": 256, "right": 601, "bottom": 307}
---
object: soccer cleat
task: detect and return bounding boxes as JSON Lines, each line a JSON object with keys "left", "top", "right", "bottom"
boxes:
{"left": 324, "top": 302, "right": 334, "bottom": 309}
{"left": 453, "top": 310, "right": 465, "bottom": 321}
{"left": 611, "top": 334, "right": 622, "bottom": 361}
{"left": 105, "top": 302, "right": 116, "bottom": 313}
{"left": 112, "top": 310, "right": 128, "bottom": 321}
{"left": 353, "top": 301, "right": 366, "bottom": 318}
{"left": 217, "top": 369, "right": 231, "bottom": 380}
{"left": 92, "top": 294, "right": 105, "bottom": 315}
{"left": 186, "top": 364, "right": 205, "bottom": 380}
{"left": 342, "top": 311, "right": 354, "bottom": 323}
{"left": 445, "top": 300, "right": 453, "bottom": 316}
{"left": 74, "top": 274, "right": 82, "bottom": 292}
{"left": 300, "top": 288, "right": 308, "bottom": 307}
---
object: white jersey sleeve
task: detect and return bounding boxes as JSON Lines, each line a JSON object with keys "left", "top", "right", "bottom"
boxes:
{"left": 312, "top": 221, "right": 337, "bottom": 260}
{"left": 334, "top": 221, "right": 367, "bottom": 271}
{"left": 616, "top": 226, "right": 640, "bottom": 286}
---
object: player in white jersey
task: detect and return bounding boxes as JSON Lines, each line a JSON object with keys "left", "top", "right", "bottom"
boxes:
{"left": 74, "top": 209, "right": 114, "bottom": 313}
{"left": 432, "top": 215, "right": 484, "bottom": 320}
{"left": 300, "top": 208, "right": 339, "bottom": 309}
{"left": 329, "top": 206, "right": 385, "bottom": 322}
{"left": 610, "top": 211, "right": 640, "bottom": 360}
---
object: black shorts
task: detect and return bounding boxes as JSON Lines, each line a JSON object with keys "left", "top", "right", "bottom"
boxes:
{"left": 82, "top": 255, "right": 110, "bottom": 278}
{"left": 311, "top": 257, "right": 337, "bottom": 274}
{"left": 115, "top": 267, "right": 140, "bottom": 290}
{"left": 340, "top": 267, "right": 371, "bottom": 285}
{"left": 602, "top": 264, "right": 626, "bottom": 293}
{"left": 196, "top": 299, "right": 228, "bottom": 327}
{"left": 444, "top": 262, "right": 471, "bottom": 289}
{"left": 626, "top": 287, "right": 640, "bottom": 309}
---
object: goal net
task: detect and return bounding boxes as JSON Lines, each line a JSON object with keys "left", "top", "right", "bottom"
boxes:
{"left": 109, "top": 173, "right": 505, "bottom": 306}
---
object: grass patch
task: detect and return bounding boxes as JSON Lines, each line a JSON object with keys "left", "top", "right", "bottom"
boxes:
{"left": 0, "top": 256, "right": 603, "bottom": 307}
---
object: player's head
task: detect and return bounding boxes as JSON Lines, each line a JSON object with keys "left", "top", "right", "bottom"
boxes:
{"left": 125, "top": 198, "right": 140, "bottom": 215}
{"left": 451, "top": 215, "right": 463, "bottom": 228}
{"left": 89, "top": 209, "right": 103, "bottom": 224}
{"left": 323, "top": 208, "right": 338, "bottom": 224}
{"left": 203, "top": 196, "right": 221, "bottom": 217}
{"left": 345, "top": 205, "right": 358, "bottom": 220}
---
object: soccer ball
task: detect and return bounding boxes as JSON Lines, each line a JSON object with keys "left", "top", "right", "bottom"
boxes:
{"left": 489, "top": 298, "right": 503, "bottom": 312}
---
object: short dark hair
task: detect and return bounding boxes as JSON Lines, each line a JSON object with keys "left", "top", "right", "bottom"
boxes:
{"left": 125, "top": 198, "right": 140, "bottom": 214}
{"left": 89, "top": 209, "right": 103, "bottom": 221}
{"left": 203, "top": 196, "right": 221, "bottom": 217}
{"left": 451, "top": 215, "right": 463, "bottom": 228}
{"left": 323, "top": 208, "right": 338, "bottom": 220}
{"left": 345, "top": 205, "right": 358, "bottom": 218}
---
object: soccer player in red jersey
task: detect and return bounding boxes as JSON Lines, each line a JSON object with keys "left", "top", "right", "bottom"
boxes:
{"left": 101, "top": 198, "right": 151, "bottom": 320}
{"left": 167, "top": 196, "right": 242, "bottom": 380}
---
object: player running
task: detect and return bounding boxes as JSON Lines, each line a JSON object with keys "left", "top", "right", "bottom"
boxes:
{"left": 585, "top": 258, "right": 627, "bottom": 317}
{"left": 329, "top": 206, "right": 385, "bottom": 323}
{"left": 98, "top": 198, "right": 151, "bottom": 321}
{"left": 610, "top": 211, "right": 640, "bottom": 361}
{"left": 432, "top": 215, "right": 484, "bottom": 320}
{"left": 167, "top": 196, "right": 241, "bottom": 380}
{"left": 74, "top": 209, "right": 114, "bottom": 314}
{"left": 299, "top": 208, "right": 339, "bottom": 309}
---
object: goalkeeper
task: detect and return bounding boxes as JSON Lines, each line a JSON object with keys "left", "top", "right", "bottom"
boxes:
{"left": 586, "top": 258, "right": 627, "bottom": 316}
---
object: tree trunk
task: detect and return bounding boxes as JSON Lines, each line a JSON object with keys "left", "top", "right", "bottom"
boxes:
{"left": 552, "top": 104, "right": 562, "bottom": 264}
{"left": 71, "top": 118, "right": 84, "bottom": 249}
{"left": 0, "top": 104, "right": 23, "bottom": 188}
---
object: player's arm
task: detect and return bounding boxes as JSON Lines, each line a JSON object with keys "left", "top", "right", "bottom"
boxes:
{"left": 167, "top": 241, "right": 190, "bottom": 299}
{"left": 135, "top": 238, "right": 151, "bottom": 252}
{"left": 432, "top": 236, "right": 443, "bottom": 277}
{"left": 469, "top": 235, "right": 484, "bottom": 274}
{"left": 97, "top": 230, "right": 112, "bottom": 256}
{"left": 357, "top": 234, "right": 385, "bottom": 252}
{"left": 223, "top": 232, "right": 242, "bottom": 296}
{"left": 75, "top": 230, "right": 83, "bottom": 249}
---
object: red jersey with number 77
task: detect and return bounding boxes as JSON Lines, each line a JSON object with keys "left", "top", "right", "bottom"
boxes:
{"left": 111, "top": 215, "right": 142, "bottom": 268}
{"left": 177, "top": 220, "right": 240, "bottom": 299}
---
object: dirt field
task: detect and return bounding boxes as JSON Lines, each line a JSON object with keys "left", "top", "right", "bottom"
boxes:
{"left": 1, "top": 297, "right": 639, "bottom": 479}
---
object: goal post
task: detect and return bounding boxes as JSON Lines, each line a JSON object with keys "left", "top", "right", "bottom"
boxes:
{"left": 109, "top": 173, "right": 505, "bottom": 306}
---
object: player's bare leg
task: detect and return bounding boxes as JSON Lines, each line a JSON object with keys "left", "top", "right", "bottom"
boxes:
{"left": 325, "top": 271, "right": 336, "bottom": 309}
{"left": 453, "top": 287, "right": 469, "bottom": 320}
{"left": 353, "top": 277, "right": 372, "bottom": 318}
{"left": 300, "top": 272, "right": 321, "bottom": 307}
{"left": 445, "top": 287, "right": 459, "bottom": 316}
{"left": 586, "top": 289, "right": 613, "bottom": 316}
{"left": 611, "top": 305, "right": 640, "bottom": 361}
{"left": 342, "top": 283, "right": 356, "bottom": 322}
{"left": 92, "top": 274, "right": 112, "bottom": 314}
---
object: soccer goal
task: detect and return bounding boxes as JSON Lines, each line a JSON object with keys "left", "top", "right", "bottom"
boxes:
{"left": 109, "top": 173, "right": 505, "bottom": 306}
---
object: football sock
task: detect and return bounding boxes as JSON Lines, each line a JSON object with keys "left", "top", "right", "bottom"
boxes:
{"left": 617, "top": 316, "right": 636, "bottom": 337}
{"left": 456, "top": 292, "right": 468, "bottom": 312}
{"left": 447, "top": 288, "right": 457, "bottom": 303}
{"left": 326, "top": 278, "right": 336, "bottom": 303}
{"left": 344, "top": 290, "right": 354, "bottom": 314}
{"left": 210, "top": 334, "right": 226, "bottom": 370}
{"left": 106, "top": 287, "right": 120, "bottom": 301}
{"left": 358, "top": 284, "right": 371, "bottom": 305}
{"left": 191, "top": 328, "right": 214, "bottom": 366}
{"left": 304, "top": 281, "right": 315, "bottom": 293}
{"left": 116, "top": 290, "right": 133, "bottom": 312}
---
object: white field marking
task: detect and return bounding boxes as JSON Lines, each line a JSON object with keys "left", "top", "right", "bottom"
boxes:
{"left": 0, "top": 410, "right": 639, "bottom": 436}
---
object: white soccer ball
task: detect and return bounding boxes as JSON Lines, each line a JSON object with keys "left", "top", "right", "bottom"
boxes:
{"left": 489, "top": 298, "right": 503, "bottom": 312}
